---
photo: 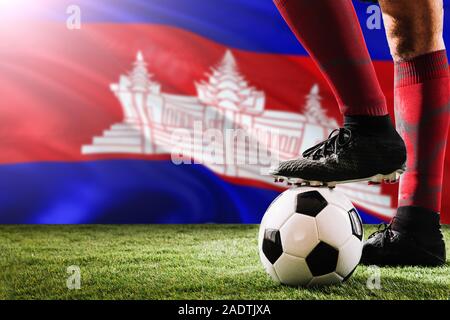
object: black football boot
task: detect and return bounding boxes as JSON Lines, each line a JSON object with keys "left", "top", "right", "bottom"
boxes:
{"left": 361, "top": 206, "right": 446, "bottom": 267}
{"left": 269, "top": 115, "right": 407, "bottom": 187}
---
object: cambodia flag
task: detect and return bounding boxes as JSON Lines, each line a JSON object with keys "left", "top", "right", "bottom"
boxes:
{"left": 1, "top": 0, "right": 449, "bottom": 224}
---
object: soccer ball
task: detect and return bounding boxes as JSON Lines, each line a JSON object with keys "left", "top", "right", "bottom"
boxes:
{"left": 258, "top": 187, "right": 363, "bottom": 287}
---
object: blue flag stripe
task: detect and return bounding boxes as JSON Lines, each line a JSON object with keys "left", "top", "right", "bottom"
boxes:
{"left": 0, "top": 160, "right": 382, "bottom": 224}
{"left": 43, "top": 0, "right": 450, "bottom": 60}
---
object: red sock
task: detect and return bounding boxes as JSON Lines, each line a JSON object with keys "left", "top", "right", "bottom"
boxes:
{"left": 274, "top": 0, "right": 387, "bottom": 116}
{"left": 395, "top": 50, "right": 450, "bottom": 213}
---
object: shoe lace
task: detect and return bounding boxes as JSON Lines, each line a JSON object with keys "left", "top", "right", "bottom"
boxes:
{"left": 368, "top": 222, "right": 395, "bottom": 245}
{"left": 302, "top": 128, "right": 352, "bottom": 160}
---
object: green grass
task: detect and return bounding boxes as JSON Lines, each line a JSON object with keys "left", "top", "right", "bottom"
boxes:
{"left": 0, "top": 225, "right": 449, "bottom": 300}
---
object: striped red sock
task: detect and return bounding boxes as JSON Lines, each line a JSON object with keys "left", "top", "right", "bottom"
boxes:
{"left": 273, "top": 0, "right": 387, "bottom": 116}
{"left": 395, "top": 50, "right": 450, "bottom": 213}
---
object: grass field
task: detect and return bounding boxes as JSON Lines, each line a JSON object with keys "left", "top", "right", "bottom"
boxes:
{"left": 0, "top": 225, "right": 449, "bottom": 300}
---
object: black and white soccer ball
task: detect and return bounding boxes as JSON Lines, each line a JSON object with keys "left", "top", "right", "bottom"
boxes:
{"left": 258, "top": 187, "right": 363, "bottom": 287}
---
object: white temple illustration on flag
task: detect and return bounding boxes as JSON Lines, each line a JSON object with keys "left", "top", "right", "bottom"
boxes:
{"left": 82, "top": 50, "right": 395, "bottom": 219}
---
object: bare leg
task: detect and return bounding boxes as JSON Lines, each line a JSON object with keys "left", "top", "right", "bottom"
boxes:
{"left": 378, "top": 0, "right": 445, "bottom": 61}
